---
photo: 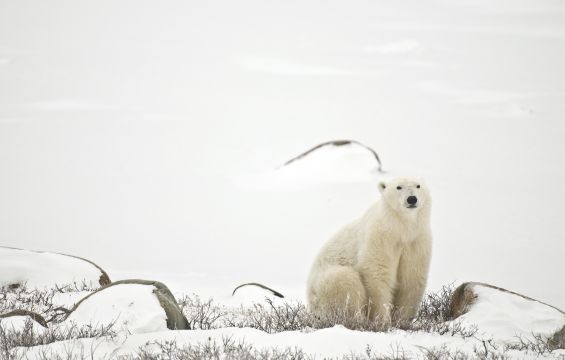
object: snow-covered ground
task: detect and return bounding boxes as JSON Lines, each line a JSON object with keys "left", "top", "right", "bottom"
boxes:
{"left": 3, "top": 279, "right": 564, "bottom": 359}
{"left": 12, "top": 327, "right": 563, "bottom": 360}
{"left": 1, "top": 0, "right": 564, "bottom": 357}
{"left": 9, "top": 286, "right": 565, "bottom": 359}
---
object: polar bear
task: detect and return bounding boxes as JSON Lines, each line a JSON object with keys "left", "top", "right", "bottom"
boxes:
{"left": 307, "top": 177, "right": 432, "bottom": 323}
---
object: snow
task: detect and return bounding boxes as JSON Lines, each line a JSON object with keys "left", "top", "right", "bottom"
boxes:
{"left": 237, "top": 55, "right": 360, "bottom": 77}
{"left": 0, "top": 316, "right": 46, "bottom": 334}
{"left": 64, "top": 284, "right": 168, "bottom": 334}
{"left": 30, "top": 99, "right": 112, "bottom": 111}
{"left": 0, "top": 247, "right": 104, "bottom": 289}
{"left": 11, "top": 283, "right": 565, "bottom": 359}
{"left": 14, "top": 325, "right": 565, "bottom": 360}
{"left": 50, "top": 291, "right": 94, "bottom": 311}
{"left": 364, "top": 40, "right": 424, "bottom": 55}
{"left": 14, "top": 327, "right": 448, "bottom": 360}
{"left": 233, "top": 142, "right": 382, "bottom": 190}
{"left": 457, "top": 284, "right": 565, "bottom": 343}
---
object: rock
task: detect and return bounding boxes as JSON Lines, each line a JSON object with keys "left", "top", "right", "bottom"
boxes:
{"left": 282, "top": 140, "right": 383, "bottom": 172}
{"left": 450, "top": 282, "right": 565, "bottom": 343}
{"left": 0, "top": 309, "right": 48, "bottom": 330}
{"left": 60, "top": 253, "right": 111, "bottom": 286}
{"left": 450, "top": 282, "right": 480, "bottom": 319}
{"left": 64, "top": 279, "right": 190, "bottom": 333}
{"left": 548, "top": 325, "right": 565, "bottom": 349}
{"left": 0, "top": 246, "right": 111, "bottom": 289}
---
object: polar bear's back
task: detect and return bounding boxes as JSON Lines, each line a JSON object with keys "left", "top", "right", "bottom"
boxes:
{"left": 311, "top": 219, "right": 366, "bottom": 270}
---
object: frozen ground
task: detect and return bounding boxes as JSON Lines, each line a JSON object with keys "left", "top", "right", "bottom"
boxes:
{"left": 0, "top": 0, "right": 564, "bottom": 357}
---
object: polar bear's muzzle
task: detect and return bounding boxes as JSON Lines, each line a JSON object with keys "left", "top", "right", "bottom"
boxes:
{"left": 406, "top": 196, "right": 418, "bottom": 208}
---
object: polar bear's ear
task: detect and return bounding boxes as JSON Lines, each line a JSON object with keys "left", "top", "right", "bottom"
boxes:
{"left": 378, "top": 181, "right": 387, "bottom": 194}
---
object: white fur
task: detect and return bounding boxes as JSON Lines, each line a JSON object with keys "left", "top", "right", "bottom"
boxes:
{"left": 307, "top": 177, "right": 432, "bottom": 322}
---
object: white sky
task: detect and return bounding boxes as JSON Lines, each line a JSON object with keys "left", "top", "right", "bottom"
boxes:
{"left": 1, "top": 0, "right": 564, "bottom": 309}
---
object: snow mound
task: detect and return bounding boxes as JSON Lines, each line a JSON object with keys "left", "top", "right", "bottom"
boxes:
{"left": 455, "top": 283, "right": 565, "bottom": 343}
{"left": 64, "top": 283, "right": 168, "bottom": 334}
{"left": 236, "top": 140, "right": 383, "bottom": 190}
{"left": 0, "top": 247, "right": 110, "bottom": 289}
{"left": 228, "top": 283, "right": 287, "bottom": 307}
{"left": 0, "top": 315, "right": 47, "bottom": 334}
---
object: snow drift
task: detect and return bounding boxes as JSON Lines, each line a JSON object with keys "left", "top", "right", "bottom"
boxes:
{"left": 0, "top": 246, "right": 110, "bottom": 289}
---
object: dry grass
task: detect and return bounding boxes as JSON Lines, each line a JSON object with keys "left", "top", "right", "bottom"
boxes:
{"left": 0, "top": 283, "right": 95, "bottom": 324}
{"left": 134, "top": 337, "right": 311, "bottom": 360}
{"left": 505, "top": 331, "right": 565, "bottom": 355}
{"left": 177, "top": 284, "right": 475, "bottom": 336}
{"left": 0, "top": 282, "right": 114, "bottom": 360}
{"left": 176, "top": 294, "right": 228, "bottom": 331}
{"left": 0, "top": 318, "right": 116, "bottom": 360}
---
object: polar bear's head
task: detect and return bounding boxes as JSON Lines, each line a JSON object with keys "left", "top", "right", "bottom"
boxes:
{"left": 378, "top": 177, "right": 430, "bottom": 215}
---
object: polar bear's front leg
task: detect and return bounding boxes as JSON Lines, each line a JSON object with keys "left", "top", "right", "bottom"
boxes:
{"left": 393, "top": 240, "right": 431, "bottom": 322}
{"left": 359, "top": 268, "right": 396, "bottom": 323}
{"left": 392, "top": 272, "right": 427, "bottom": 322}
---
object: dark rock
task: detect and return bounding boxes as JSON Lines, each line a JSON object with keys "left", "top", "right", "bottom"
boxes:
{"left": 58, "top": 253, "right": 111, "bottom": 286}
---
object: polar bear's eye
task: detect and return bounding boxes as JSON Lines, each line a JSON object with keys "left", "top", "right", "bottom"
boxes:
{"left": 396, "top": 186, "right": 402, "bottom": 190}
{"left": 416, "top": 185, "right": 421, "bottom": 188}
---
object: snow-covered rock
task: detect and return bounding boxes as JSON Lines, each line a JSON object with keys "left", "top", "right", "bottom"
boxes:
{"left": 0, "top": 310, "right": 48, "bottom": 332}
{"left": 64, "top": 280, "right": 189, "bottom": 334}
{"left": 450, "top": 282, "right": 565, "bottom": 343}
{"left": 235, "top": 140, "right": 384, "bottom": 189}
{"left": 0, "top": 246, "right": 110, "bottom": 289}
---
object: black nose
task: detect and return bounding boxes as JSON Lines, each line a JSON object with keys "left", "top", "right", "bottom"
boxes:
{"left": 407, "top": 196, "right": 418, "bottom": 205}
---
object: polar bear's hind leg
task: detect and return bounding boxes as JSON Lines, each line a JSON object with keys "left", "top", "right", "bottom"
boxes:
{"left": 309, "top": 265, "right": 367, "bottom": 317}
